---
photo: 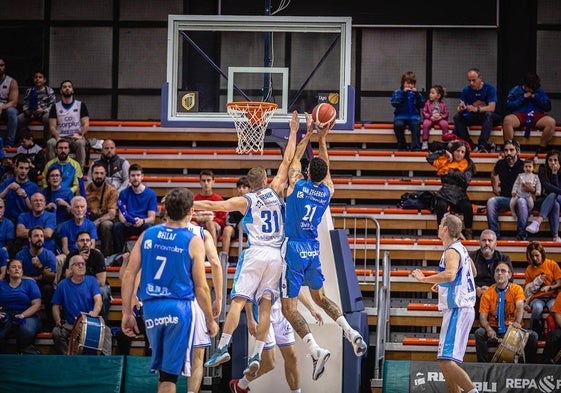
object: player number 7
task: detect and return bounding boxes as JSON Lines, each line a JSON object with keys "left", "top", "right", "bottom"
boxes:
{"left": 154, "top": 256, "right": 167, "bottom": 280}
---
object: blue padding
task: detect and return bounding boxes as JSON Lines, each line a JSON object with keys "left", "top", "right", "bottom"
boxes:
{"left": 342, "top": 311, "right": 369, "bottom": 393}
{"left": 330, "top": 229, "right": 365, "bottom": 313}
{"left": 0, "top": 354, "right": 124, "bottom": 393}
{"left": 124, "top": 356, "right": 187, "bottom": 393}
{"left": 231, "top": 310, "right": 249, "bottom": 378}
{"left": 383, "top": 360, "right": 410, "bottom": 393}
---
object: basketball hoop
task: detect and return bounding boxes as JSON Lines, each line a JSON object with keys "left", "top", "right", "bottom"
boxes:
{"left": 227, "top": 101, "right": 278, "bottom": 154}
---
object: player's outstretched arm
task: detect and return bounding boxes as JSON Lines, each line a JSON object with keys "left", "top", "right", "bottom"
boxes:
{"left": 271, "top": 110, "right": 299, "bottom": 194}
{"left": 286, "top": 113, "right": 314, "bottom": 195}
{"left": 193, "top": 197, "right": 248, "bottom": 215}
{"left": 317, "top": 125, "right": 334, "bottom": 196}
{"left": 203, "top": 228, "right": 223, "bottom": 318}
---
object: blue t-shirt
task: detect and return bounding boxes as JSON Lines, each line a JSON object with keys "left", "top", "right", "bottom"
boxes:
{"left": 138, "top": 224, "right": 195, "bottom": 302}
{"left": 52, "top": 275, "right": 100, "bottom": 324}
{"left": 459, "top": 82, "right": 498, "bottom": 111}
{"left": 0, "top": 278, "right": 41, "bottom": 314}
{"left": 118, "top": 186, "right": 158, "bottom": 219}
{"left": 0, "top": 218, "right": 15, "bottom": 249}
{"left": 15, "top": 247, "right": 57, "bottom": 277}
{"left": 42, "top": 186, "right": 75, "bottom": 224}
{"left": 17, "top": 211, "right": 57, "bottom": 252}
{"left": 0, "top": 179, "right": 39, "bottom": 221}
{"left": 58, "top": 219, "right": 98, "bottom": 253}
{"left": 0, "top": 248, "right": 9, "bottom": 271}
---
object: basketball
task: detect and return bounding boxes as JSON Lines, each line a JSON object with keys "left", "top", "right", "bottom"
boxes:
{"left": 311, "top": 103, "right": 337, "bottom": 130}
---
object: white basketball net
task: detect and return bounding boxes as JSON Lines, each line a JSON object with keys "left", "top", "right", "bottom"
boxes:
{"left": 227, "top": 102, "right": 278, "bottom": 154}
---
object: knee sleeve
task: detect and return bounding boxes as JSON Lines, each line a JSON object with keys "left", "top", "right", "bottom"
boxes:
{"left": 159, "top": 370, "right": 178, "bottom": 384}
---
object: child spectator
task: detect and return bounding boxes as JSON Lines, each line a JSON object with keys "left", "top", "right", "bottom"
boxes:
{"left": 510, "top": 158, "right": 541, "bottom": 220}
{"left": 421, "top": 85, "right": 449, "bottom": 150}
{"left": 391, "top": 71, "right": 425, "bottom": 151}
{"left": 15, "top": 132, "right": 45, "bottom": 183}
{"left": 221, "top": 176, "right": 250, "bottom": 265}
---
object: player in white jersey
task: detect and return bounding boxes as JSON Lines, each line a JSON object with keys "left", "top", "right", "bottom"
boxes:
{"left": 200, "top": 111, "right": 301, "bottom": 377}
{"left": 185, "top": 222, "right": 223, "bottom": 393}
{"left": 412, "top": 214, "right": 480, "bottom": 393}
{"left": 229, "top": 290, "right": 323, "bottom": 393}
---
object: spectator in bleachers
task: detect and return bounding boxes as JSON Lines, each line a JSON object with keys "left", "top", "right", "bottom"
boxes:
{"left": 0, "top": 246, "right": 7, "bottom": 280}
{"left": 0, "top": 58, "right": 19, "bottom": 147}
{"left": 52, "top": 253, "right": 111, "bottom": 355}
{"left": 86, "top": 162, "right": 117, "bottom": 257}
{"left": 526, "top": 150, "right": 561, "bottom": 241}
{"left": 502, "top": 72, "right": 556, "bottom": 158}
{"left": 453, "top": 68, "right": 502, "bottom": 153}
{"left": 55, "top": 196, "right": 98, "bottom": 282}
{"left": 524, "top": 241, "right": 561, "bottom": 339}
{"left": 475, "top": 260, "right": 538, "bottom": 363}
{"left": 391, "top": 71, "right": 425, "bottom": 151}
{"left": 471, "top": 229, "right": 512, "bottom": 313}
{"left": 510, "top": 158, "right": 540, "bottom": 221}
{"left": 42, "top": 166, "right": 74, "bottom": 225}
{"left": 542, "top": 291, "right": 561, "bottom": 363}
{"left": 16, "top": 70, "right": 56, "bottom": 144}
{"left": 426, "top": 140, "right": 476, "bottom": 239}
{"left": 0, "top": 156, "right": 38, "bottom": 224}
{"left": 112, "top": 163, "right": 157, "bottom": 253}
{"left": 486, "top": 139, "right": 527, "bottom": 240}
{"left": 421, "top": 84, "right": 449, "bottom": 151}
{"left": 59, "top": 231, "right": 111, "bottom": 322}
{"left": 47, "top": 80, "right": 89, "bottom": 168}
{"left": 193, "top": 169, "right": 227, "bottom": 246}
{"left": 221, "top": 175, "right": 250, "bottom": 265}
{"left": 16, "top": 192, "right": 57, "bottom": 254}
{"left": 86, "top": 139, "right": 130, "bottom": 193}
{"left": 14, "top": 132, "right": 46, "bottom": 183}
{"left": 15, "top": 227, "right": 57, "bottom": 330}
{"left": 0, "top": 198, "right": 15, "bottom": 257}
{"left": 0, "top": 259, "right": 42, "bottom": 354}
{"left": 42, "top": 138, "right": 83, "bottom": 194}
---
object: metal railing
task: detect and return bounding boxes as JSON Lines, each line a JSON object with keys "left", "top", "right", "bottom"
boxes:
{"left": 331, "top": 213, "right": 390, "bottom": 384}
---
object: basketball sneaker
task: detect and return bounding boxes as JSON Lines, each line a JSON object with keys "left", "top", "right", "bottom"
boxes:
{"left": 243, "top": 353, "right": 261, "bottom": 378}
{"left": 311, "top": 347, "right": 330, "bottom": 381}
{"left": 204, "top": 345, "right": 230, "bottom": 367}
{"left": 346, "top": 330, "right": 368, "bottom": 356}
{"left": 229, "top": 379, "right": 250, "bottom": 393}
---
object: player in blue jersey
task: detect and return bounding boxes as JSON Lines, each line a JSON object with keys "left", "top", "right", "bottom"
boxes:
{"left": 280, "top": 115, "right": 367, "bottom": 381}
{"left": 411, "top": 214, "right": 480, "bottom": 393}
{"left": 201, "top": 111, "right": 300, "bottom": 377}
{"left": 120, "top": 188, "right": 218, "bottom": 393}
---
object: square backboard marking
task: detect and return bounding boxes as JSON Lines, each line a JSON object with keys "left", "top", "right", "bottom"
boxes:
{"left": 227, "top": 67, "right": 289, "bottom": 114}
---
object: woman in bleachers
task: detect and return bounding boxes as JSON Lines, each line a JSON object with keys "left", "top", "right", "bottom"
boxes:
{"left": 0, "top": 259, "right": 42, "bottom": 354}
{"left": 525, "top": 149, "right": 561, "bottom": 241}
{"left": 427, "top": 140, "right": 476, "bottom": 239}
{"left": 524, "top": 241, "right": 561, "bottom": 339}
{"left": 42, "top": 166, "right": 74, "bottom": 226}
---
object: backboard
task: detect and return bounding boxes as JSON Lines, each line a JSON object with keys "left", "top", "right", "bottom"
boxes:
{"left": 162, "top": 15, "right": 354, "bottom": 129}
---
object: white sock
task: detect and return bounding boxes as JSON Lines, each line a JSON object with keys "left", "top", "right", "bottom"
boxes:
{"left": 218, "top": 333, "right": 232, "bottom": 349}
{"left": 467, "top": 389, "right": 479, "bottom": 393}
{"left": 250, "top": 340, "right": 265, "bottom": 358}
{"left": 291, "top": 389, "right": 301, "bottom": 393}
{"left": 336, "top": 316, "right": 353, "bottom": 337}
{"left": 304, "top": 333, "right": 319, "bottom": 353}
{"left": 238, "top": 377, "right": 250, "bottom": 389}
